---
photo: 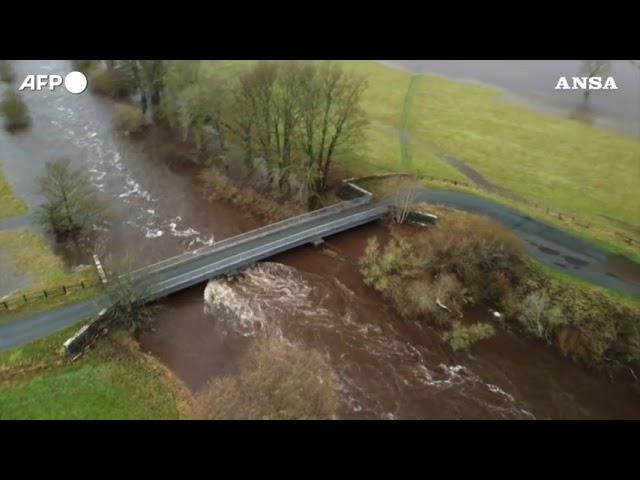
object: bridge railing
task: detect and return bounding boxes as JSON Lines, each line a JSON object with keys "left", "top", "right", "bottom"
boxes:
{"left": 128, "top": 194, "right": 372, "bottom": 279}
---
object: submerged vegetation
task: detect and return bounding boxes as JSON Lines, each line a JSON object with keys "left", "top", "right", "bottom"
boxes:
{"left": 0, "top": 162, "right": 28, "bottom": 219}
{"left": 193, "top": 337, "right": 338, "bottom": 420}
{"left": 199, "top": 165, "right": 306, "bottom": 223}
{"left": 33, "top": 157, "right": 108, "bottom": 240}
{"left": 446, "top": 322, "right": 496, "bottom": 352}
{"left": 360, "top": 207, "right": 526, "bottom": 328}
{"left": 360, "top": 205, "right": 640, "bottom": 372}
{"left": 0, "top": 91, "right": 29, "bottom": 132}
{"left": 0, "top": 60, "right": 13, "bottom": 83}
{"left": 113, "top": 103, "right": 148, "bottom": 134}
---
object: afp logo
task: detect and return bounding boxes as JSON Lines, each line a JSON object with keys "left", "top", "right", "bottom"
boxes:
{"left": 554, "top": 76, "right": 618, "bottom": 91}
{"left": 18, "top": 71, "right": 88, "bottom": 94}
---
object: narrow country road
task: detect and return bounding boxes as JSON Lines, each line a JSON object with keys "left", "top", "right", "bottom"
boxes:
{"left": 408, "top": 189, "right": 640, "bottom": 296}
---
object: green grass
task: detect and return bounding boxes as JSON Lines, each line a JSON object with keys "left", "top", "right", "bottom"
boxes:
{"left": 0, "top": 330, "right": 182, "bottom": 419}
{"left": 185, "top": 60, "right": 640, "bottom": 261}
{"left": 360, "top": 173, "right": 640, "bottom": 264}
{"left": 526, "top": 257, "right": 640, "bottom": 307}
{"left": 0, "top": 162, "right": 28, "bottom": 219}
{"left": 0, "top": 229, "right": 100, "bottom": 318}
{"left": 337, "top": 61, "right": 640, "bottom": 261}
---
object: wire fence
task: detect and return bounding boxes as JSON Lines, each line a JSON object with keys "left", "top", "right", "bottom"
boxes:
{"left": 1, "top": 278, "right": 100, "bottom": 312}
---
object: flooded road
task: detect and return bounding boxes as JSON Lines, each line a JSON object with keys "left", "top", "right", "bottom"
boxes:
{"left": 2, "top": 60, "right": 640, "bottom": 418}
{"left": 382, "top": 60, "right": 640, "bottom": 138}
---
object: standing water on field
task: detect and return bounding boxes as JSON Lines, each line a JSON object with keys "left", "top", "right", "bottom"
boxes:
{"left": 1, "top": 60, "right": 639, "bottom": 418}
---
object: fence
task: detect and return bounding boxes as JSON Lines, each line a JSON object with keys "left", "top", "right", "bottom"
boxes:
{"left": 1, "top": 278, "right": 100, "bottom": 312}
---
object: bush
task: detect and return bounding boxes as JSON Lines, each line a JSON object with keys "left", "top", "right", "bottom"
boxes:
{"left": 445, "top": 322, "right": 496, "bottom": 351}
{"left": 0, "top": 91, "right": 29, "bottom": 131}
{"left": 71, "top": 60, "right": 96, "bottom": 74}
{"left": 88, "top": 67, "right": 135, "bottom": 98}
{"left": 517, "top": 271, "right": 640, "bottom": 367}
{"left": 359, "top": 209, "right": 525, "bottom": 326}
{"left": 412, "top": 209, "right": 527, "bottom": 304}
{"left": 113, "top": 103, "right": 148, "bottom": 134}
{"left": 193, "top": 338, "right": 338, "bottom": 419}
{"left": 199, "top": 166, "right": 305, "bottom": 223}
{"left": 517, "top": 291, "right": 566, "bottom": 342}
{"left": 0, "top": 60, "right": 13, "bottom": 83}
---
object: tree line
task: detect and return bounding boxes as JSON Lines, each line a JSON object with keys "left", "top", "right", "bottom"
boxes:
{"left": 94, "top": 60, "right": 369, "bottom": 201}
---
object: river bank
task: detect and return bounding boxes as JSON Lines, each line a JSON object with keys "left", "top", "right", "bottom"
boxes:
{"left": 1, "top": 59, "right": 639, "bottom": 419}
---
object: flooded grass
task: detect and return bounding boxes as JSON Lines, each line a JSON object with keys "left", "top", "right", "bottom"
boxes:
{"left": 0, "top": 162, "right": 27, "bottom": 219}
{"left": 0, "top": 229, "right": 100, "bottom": 319}
{"left": 0, "top": 329, "right": 184, "bottom": 419}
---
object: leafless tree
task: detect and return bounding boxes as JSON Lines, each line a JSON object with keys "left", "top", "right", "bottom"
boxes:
{"left": 580, "top": 60, "right": 612, "bottom": 99}
{"left": 388, "top": 185, "right": 420, "bottom": 224}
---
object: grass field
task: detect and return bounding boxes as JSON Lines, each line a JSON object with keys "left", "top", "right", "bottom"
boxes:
{"left": 0, "top": 162, "right": 27, "bottom": 219}
{"left": 338, "top": 61, "right": 640, "bottom": 261}
{"left": 0, "top": 229, "right": 100, "bottom": 319}
{"left": 0, "top": 327, "right": 185, "bottom": 419}
{"left": 196, "top": 60, "right": 639, "bottom": 261}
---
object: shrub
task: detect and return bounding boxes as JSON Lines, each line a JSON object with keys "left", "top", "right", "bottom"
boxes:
{"left": 113, "top": 103, "right": 148, "bottom": 134}
{"left": 193, "top": 337, "right": 338, "bottom": 419}
{"left": 88, "top": 67, "right": 135, "bottom": 98}
{"left": 517, "top": 271, "right": 640, "bottom": 367}
{"left": 359, "top": 208, "right": 525, "bottom": 326}
{"left": 0, "top": 60, "right": 13, "bottom": 83}
{"left": 0, "top": 91, "right": 29, "bottom": 131}
{"left": 359, "top": 235, "right": 421, "bottom": 292}
{"left": 199, "top": 166, "right": 305, "bottom": 223}
{"left": 71, "top": 60, "right": 96, "bottom": 74}
{"left": 413, "top": 210, "right": 526, "bottom": 304}
{"left": 33, "top": 157, "right": 107, "bottom": 238}
{"left": 445, "top": 322, "right": 496, "bottom": 352}
{"left": 517, "top": 291, "right": 566, "bottom": 342}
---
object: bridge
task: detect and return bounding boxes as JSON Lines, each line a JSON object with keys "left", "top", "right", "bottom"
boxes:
{"left": 129, "top": 194, "right": 387, "bottom": 302}
{"left": 0, "top": 193, "right": 388, "bottom": 352}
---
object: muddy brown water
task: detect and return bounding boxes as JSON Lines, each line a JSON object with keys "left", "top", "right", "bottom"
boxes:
{"left": 1, "top": 60, "right": 639, "bottom": 418}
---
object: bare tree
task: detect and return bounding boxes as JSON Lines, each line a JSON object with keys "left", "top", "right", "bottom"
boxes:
{"left": 34, "top": 158, "right": 107, "bottom": 240}
{"left": 102, "top": 253, "right": 158, "bottom": 334}
{"left": 222, "top": 61, "right": 368, "bottom": 195}
{"left": 580, "top": 60, "right": 612, "bottom": 99}
{"left": 388, "top": 185, "right": 420, "bottom": 224}
{"left": 298, "top": 62, "right": 368, "bottom": 191}
{"left": 115, "top": 60, "right": 166, "bottom": 119}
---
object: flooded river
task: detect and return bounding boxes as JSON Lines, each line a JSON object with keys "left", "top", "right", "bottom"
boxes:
{"left": 2, "top": 60, "right": 639, "bottom": 418}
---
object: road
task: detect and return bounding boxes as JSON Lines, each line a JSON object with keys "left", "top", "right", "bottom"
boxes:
{"left": 0, "top": 199, "right": 387, "bottom": 352}
{"left": 411, "top": 189, "right": 640, "bottom": 297}
{"left": 2, "top": 188, "right": 639, "bottom": 353}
